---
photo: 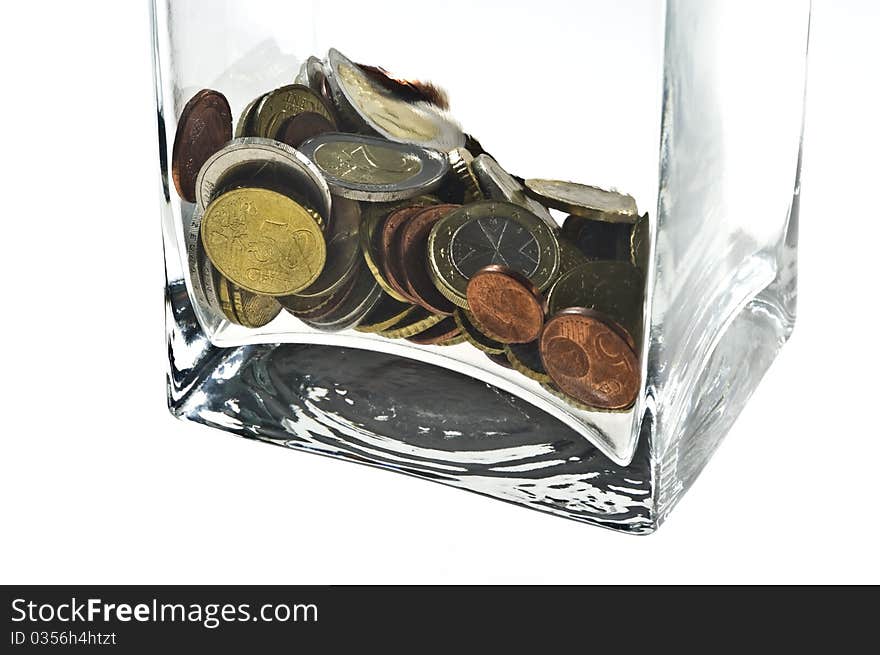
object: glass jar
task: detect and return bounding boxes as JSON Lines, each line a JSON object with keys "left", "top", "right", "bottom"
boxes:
{"left": 150, "top": 0, "right": 810, "bottom": 533}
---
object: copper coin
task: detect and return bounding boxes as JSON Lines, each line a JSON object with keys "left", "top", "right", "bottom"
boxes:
{"left": 466, "top": 265, "right": 546, "bottom": 344}
{"left": 275, "top": 111, "right": 336, "bottom": 149}
{"left": 172, "top": 89, "right": 232, "bottom": 203}
{"left": 379, "top": 206, "right": 426, "bottom": 303}
{"left": 406, "top": 317, "right": 460, "bottom": 345}
{"left": 539, "top": 308, "right": 639, "bottom": 410}
{"left": 397, "top": 204, "right": 460, "bottom": 315}
{"left": 485, "top": 352, "right": 514, "bottom": 369}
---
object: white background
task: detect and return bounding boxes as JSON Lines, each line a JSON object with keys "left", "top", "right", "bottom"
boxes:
{"left": 0, "top": 1, "right": 877, "bottom": 584}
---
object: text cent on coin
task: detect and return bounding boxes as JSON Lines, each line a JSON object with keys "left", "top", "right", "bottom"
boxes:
{"left": 540, "top": 308, "right": 640, "bottom": 410}
{"left": 172, "top": 89, "right": 232, "bottom": 203}
{"left": 201, "top": 187, "right": 326, "bottom": 296}
{"left": 466, "top": 265, "right": 546, "bottom": 344}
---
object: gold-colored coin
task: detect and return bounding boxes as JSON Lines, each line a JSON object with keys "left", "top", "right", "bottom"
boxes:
{"left": 354, "top": 295, "right": 416, "bottom": 333}
{"left": 435, "top": 333, "right": 467, "bottom": 346}
{"left": 216, "top": 268, "right": 240, "bottom": 324}
{"left": 376, "top": 308, "right": 444, "bottom": 339}
{"left": 214, "top": 272, "right": 281, "bottom": 328}
{"left": 231, "top": 285, "right": 282, "bottom": 328}
{"left": 201, "top": 187, "right": 326, "bottom": 297}
{"left": 453, "top": 310, "right": 505, "bottom": 355}
{"left": 255, "top": 84, "right": 337, "bottom": 140}
{"left": 505, "top": 343, "right": 551, "bottom": 383}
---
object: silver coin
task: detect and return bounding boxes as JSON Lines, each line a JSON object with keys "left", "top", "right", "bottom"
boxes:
{"left": 298, "top": 132, "right": 449, "bottom": 202}
{"left": 296, "top": 56, "right": 329, "bottom": 94}
{"left": 289, "top": 195, "right": 362, "bottom": 299}
{"left": 195, "top": 137, "right": 332, "bottom": 222}
{"left": 185, "top": 204, "right": 213, "bottom": 319}
{"left": 235, "top": 93, "right": 267, "bottom": 138}
{"left": 471, "top": 154, "right": 557, "bottom": 229}
{"left": 523, "top": 178, "right": 639, "bottom": 222}
{"left": 301, "top": 264, "right": 383, "bottom": 332}
{"left": 324, "top": 48, "right": 465, "bottom": 152}
{"left": 293, "top": 59, "right": 312, "bottom": 86}
{"left": 630, "top": 212, "right": 651, "bottom": 271}
{"left": 198, "top": 241, "right": 224, "bottom": 318}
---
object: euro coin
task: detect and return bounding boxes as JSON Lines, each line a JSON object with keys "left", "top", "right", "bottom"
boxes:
{"left": 540, "top": 308, "right": 639, "bottom": 410}
{"left": 428, "top": 200, "right": 560, "bottom": 308}
{"left": 172, "top": 89, "right": 232, "bottom": 203}
{"left": 201, "top": 187, "right": 326, "bottom": 296}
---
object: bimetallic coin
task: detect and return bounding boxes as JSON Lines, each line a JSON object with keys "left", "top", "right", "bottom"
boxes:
{"left": 376, "top": 308, "right": 444, "bottom": 339}
{"left": 466, "top": 265, "right": 546, "bottom": 344}
{"left": 326, "top": 48, "right": 465, "bottom": 151}
{"left": 201, "top": 188, "right": 326, "bottom": 296}
{"left": 172, "top": 89, "right": 232, "bottom": 203}
{"left": 524, "top": 179, "right": 638, "bottom": 222}
{"left": 454, "top": 310, "right": 505, "bottom": 355}
{"left": 398, "top": 204, "right": 459, "bottom": 316}
{"left": 505, "top": 342, "right": 551, "bottom": 383}
{"left": 405, "top": 317, "right": 460, "bottom": 345}
{"left": 195, "top": 137, "right": 332, "bottom": 223}
{"left": 354, "top": 295, "right": 416, "bottom": 333}
{"left": 288, "top": 196, "right": 361, "bottom": 299}
{"left": 547, "top": 261, "right": 643, "bottom": 349}
{"left": 255, "top": 84, "right": 337, "bottom": 141}
{"left": 540, "top": 308, "right": 640, "bottom": 410}
{"left": 471, "top": 155, "right": 556, "bottom": 228}
{"left": 631, "top": 212, "right": 651, "bottom": 271}
{"left": 301, "top": 263, "right": 383, "bottom": 332}
{"left": 299, "top": 133, "right": 449, "bottom": 202}
{"left": 235, "top": 93, "right": 267, "bottom": 138}
{"left": 428, "top": 200, "right": 560, "bottom": 309}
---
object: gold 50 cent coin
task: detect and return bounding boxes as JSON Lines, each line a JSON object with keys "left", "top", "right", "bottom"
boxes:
{"left": 201, "top": 187, "right": 326, "bottom": 296}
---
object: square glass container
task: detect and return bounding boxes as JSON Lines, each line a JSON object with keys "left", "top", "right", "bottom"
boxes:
{"left": 151, "top": 0, "right": 810, "bottom": 533}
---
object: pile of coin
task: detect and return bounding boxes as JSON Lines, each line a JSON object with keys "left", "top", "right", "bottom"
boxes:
{"left": 172, "top": 48, "right": 649, "bottom": 412}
